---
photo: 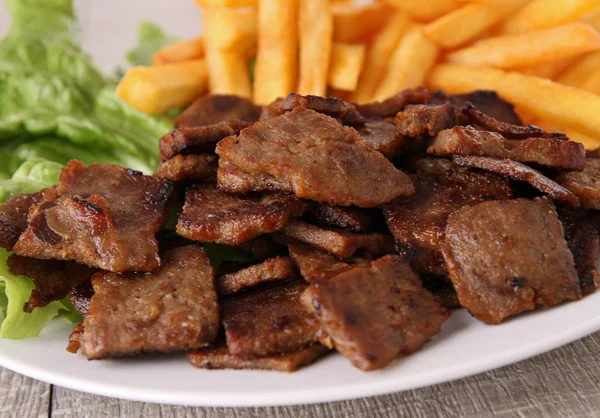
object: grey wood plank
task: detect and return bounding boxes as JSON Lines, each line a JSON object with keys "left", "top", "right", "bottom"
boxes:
{"left": 0, "top": 367, "right": 50, "bottom": 418}
{"left": 48, "top": 332, "right": 600, "bottom": 418}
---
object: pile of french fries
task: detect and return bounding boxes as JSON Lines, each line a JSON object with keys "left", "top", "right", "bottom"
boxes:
{"left": 117, "top": 0, "right": 600, "bottom": 149}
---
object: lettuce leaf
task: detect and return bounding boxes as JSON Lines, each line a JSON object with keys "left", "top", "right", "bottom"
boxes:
{"left": 126, "top": 21, "right": 178, "bottom": 67}
{"left": 0, "top": 158, "right": 63, "bottom": 204}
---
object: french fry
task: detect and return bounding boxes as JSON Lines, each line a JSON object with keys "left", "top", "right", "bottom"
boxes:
{"left": 580, "top": 68, "right": 600, "bottom": 96}
{"left": 517, "top": 56, "right": 575, "bottom": 80}
{"left": 253, "top": 0, "right": 298, "bottom": 105}
{"left": 116, "top": 60, "right": 208, "bottom": 114}
{"left": 581, "top": 6, "right": 600, "bottom": 31}
{"left": 328, "top": 43, "right": 366, "bottom": 91}
{"left": 373, "top": 24, "right": 439, "bottom": 101}
{"left": 382, "top": 0, "right": 461, "bottom": 22}
{"left": 428, "top": 63, "right": 600, "bottom": 139}
{"left": 557, "top": 51, "right": 600, "bottom": 87}
{"left": 447, "top": 23, "right": 600, "bottom": 69}
{"left": 298, "top": 0, "right": 333, "bottom": 96}
{"left": 332, "top": 1, "right": 395, "bottom": 43}
{"left": 152, "top": 37, "right": 205, "bottom": 66}
{"left": 203, "top": 7, "right": 257, "bottom": 54}
{"left": 423, "top": 0, "right": 529, "bottom": 49}
{"left": 195, "top": 0, "right": 256, "bottom": 6}
{"left": 205, "top": 49, "right": 252, "bottom": 98}
{"left": 533, "top": 119, "right": 600, "bottom": 150}
{"left": 351, "top": 13, "right": 411, "bottom": 103}
{"left": 499, "top": 0, "right": 599, "bottom": 34}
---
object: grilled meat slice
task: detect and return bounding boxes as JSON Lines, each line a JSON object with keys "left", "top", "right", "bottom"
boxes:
{"left": 174, "top": 94, "right": 261, "bottom": 128}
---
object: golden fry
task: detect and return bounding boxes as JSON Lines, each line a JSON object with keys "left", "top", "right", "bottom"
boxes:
{"left": 298, "top": 0, "right": 333, "bottom": 96}
{"left": 581, "top": 7, "right": 600, "bottom": 31}
{"left": 533, "top": 119, "right": 600, "bottom": 150}
{"left": 373, "top": 24, "right": 439, "bottom": 101}
{"left": 382, "top": 0, "right": 460, "bottom": 22}
{"left": 195, "top": 0, "right": 256, "bottom": 6}
{"left": 580, "top": 68, "right": 600, "bottom": 95}
{"left": 517, "top": 57, "right": 575, "bottom": 80}
{"left": 557, "top": 51, "right": 600, "bottom": 87}
{"left": 205, "top": 49, "right": 252, "bottom": 99}
{"left": 328, "top": 43, "right": 366, "bottom": 91}
{"left": 448, "top": 23, "right": 600, "bottom": 69}
{"left": 253, "top": 0, "right": 298, "bottom": 105}
{"left": 352, "top": 12, "right": 411, "bottom": 103}
{"left": 152, "top": 37, "right": 204, "bottom": 66}
{"left": 423, "top": 0, "right": 528, "bottom": 49}
{"left": 332, "top": 1, "right": 395, "bottom": 43}
{"left": 428, "top": 63, "right": 600, "bottom": 138}
{"left": 499, "top": 0, "right": 599, "bottom": 34}
{"left": 116, "top": 60, "right": 208, "bottom": 114}
{"left": 203, "top": 7, "right": 257, "bottom": 54}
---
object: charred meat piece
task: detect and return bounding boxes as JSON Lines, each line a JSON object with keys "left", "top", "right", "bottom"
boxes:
{"left": 396, "top": 103, "right": 464, "bottom": 137}
{"left": 216, "top": 256, "right": 299, "bottom": 296}
{"left": 66, "top": 322, "right": 84, "bottom": 353}
{"left": 262, "top": 93, "right": 365, "bottom": 126}
{"left": 238, "top": 236, "right": 284, "bottom": 261}
{"left": 414, "top": 157, "right": 467, "bottom": 176}
{"left": 556, "top": 158, "right": 600, "bottom": 209}
{"left": 383, "top": 170, "right": 512, "bottom": 276}
{"left": 281, "top": 220, "right": 394, "bottom": 259}
{"left": 187, "top": 342, "right": 329, "bottom": 372}
{"left": 302, "top": 255, "right": 449, "bottom": 371}
{"left": 69, "top": 279, "right": 94, "bottom": 316}
{"left": 174, "top": 94, "right": 261, "bottom": 128}
{"left": 453, "top": 155, "right": 579, "bottom": 207}
{"left": 217, "top": 159, "right": 293, "bottom": 194}
{"left": 154, "top": 154, "right": 217, "bottom": 183}
{"left": 216, "top": 108, "right": 414, "bottom": 208}
{"left": 428, "top": 126, "right": 586, "bottom": 171}
{"left": 288, "top": 242, "right": 371, "bottom": 282}
{"left": 222, "top": 279, "right": 324, "bottom": 358}
{"left": 177, "top": 184, "right": 306, "bottom": 246}
{"left": 0, "top": 190, "right": 46, "bottom": 250}
{"left": 81, "top": 245, "right": 218, "bottom": 359}
{"left": 442, "top": 198, "right": 581, "bottom": 324}
{"left": 7, "top": 255, "right": 95, "bottom": 312}
{"left": 159, "top": 120, "right": 250, "bottom": 161}
{"left": 305, "top": 203, "right": 372, "bottom": 233}
{"left": 559, "top": 208, "right": 600, "bottom": 295}
{"left": 355, "top": 86, "right": 433, "bottom": 118}
{"left": 421, "top": 276, "right": 460, "bottom": 309}
{"left": 462, "top": 103, "right": 567, "bottom": 140}
{"left": 450, "top": 90, "right": 522, "bottom": 125}
{"left": 356, "top": 119, "right": 408, "bottom": 159}
{"left": 14, "top": 161, "right": 174, "bottom": 272}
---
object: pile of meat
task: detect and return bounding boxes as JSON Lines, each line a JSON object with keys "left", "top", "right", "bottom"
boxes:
{"left": 1, "top": 88, "right": 598, "bottom": 372}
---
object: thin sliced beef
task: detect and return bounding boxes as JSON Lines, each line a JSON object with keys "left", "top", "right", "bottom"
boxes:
{"left": 14, "top": 161, "right": 174, "bottom": 272}
{"left": 305, "top": 203, "right": 372, "bottom": 233}
{"left": 453, "top": 155, "right": 579, "bottom": 207}
{"left": 281, "top": 220, "right": 394, "bottom": 259}
{"left": 66, "top": 322, "right": 84, "bottom": 353}
{"left": 69, "top": 280, "right": 94, "bottom": 316}
{"left": 288, "top": 242, "right": 371, "bottom": 282}
{"left": 428, "top": 126, "right": 585, "bottom": 171}
{"left": 356, "top": 119, "right": 408, "bottom": 159}
{"left": 0, "top": 190, "right": 46, "bottom": 250}
{"left": 216, "top": 108, "right": 414, "bottom": 208}
{"left": 559, "top": 208, "right": 600, "bottom": 295}
{"left": 262, "top": 93, "right": 365, "bottom": 126}
{"left": 177, "top": 184, "right": 306, "bottom": 246}
{"left": 216, "top": 256, "right": 298, "bottom": 296}
{"left": 174, "top": 94, "right": 261, "bottom": 128}
{"left": 217, "top": 159, "right": 293, "bottom": 194}
{"left": 81, "top": 245, "right": 218, "bottom": 359}
{"left": 301, "top": 255, "right": 449, "bottom": 371}
{"left": 442, "top": 198, "right": 581, "bottom": 324}
{"left": 355, "top": 86, "right": 433, "bottom": 118}
{"left": 414, "top": 157, "right": 467, "bottom": 176}
{"left": 462, "top": 103, "right": 567, "bottom": 140}
{"left": 187, "top": 342, "right": 329, "bottom": 372}
{"left": 396, "top": 103, "right": 464, "bottom": 137}
{"left": 222, "top": 279, "right": 324, "bottom": 358}
{"left": 154, "top": 154, "right": 217, "bottom": 183}
{"left": 421, "top": 276, "right": 460, "bottom": 309}
{"left": 556, "top": 158, "right": 600, "bottom": 209}
{"left": 383, "top": 170, "right": 512, "bottom": 276}
{"left": 238, "top": 236, "right": 284, "bottom": 261}
{"left": 160, "top": 120, "right": 250, "bottom": 161}
{"left": 7, "top": 255, "right": 95, "bottom": 312}
{"left": 450, "top": 90, "right": 522, "bottom": 125}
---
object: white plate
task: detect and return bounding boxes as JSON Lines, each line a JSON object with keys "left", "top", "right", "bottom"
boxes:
{"left": 1, "top": 0, "right": 599, "bottom": 408}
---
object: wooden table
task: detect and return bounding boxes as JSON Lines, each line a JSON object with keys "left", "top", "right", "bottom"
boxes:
{"left": 2, "top": 332, "right": 599, "bottom": 418}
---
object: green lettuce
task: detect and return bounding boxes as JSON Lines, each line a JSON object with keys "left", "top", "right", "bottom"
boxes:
{"left": 0, "top": 158, "right": 62, "bottom": 204}
{"left": 126, "top": 22, "right": 178, "bottom": 67}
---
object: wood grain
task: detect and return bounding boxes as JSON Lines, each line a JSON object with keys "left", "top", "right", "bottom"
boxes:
{"left": 0, "top": 367, "right": 49, "bottom": 418}
{"left": 42, "top": 332, "right": 600, "bottom": 418}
